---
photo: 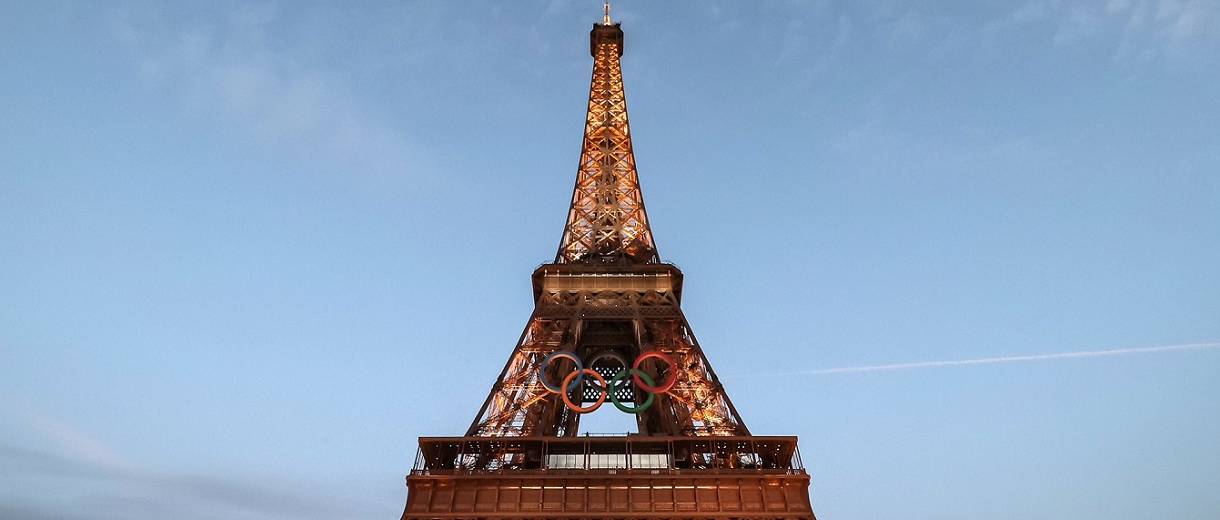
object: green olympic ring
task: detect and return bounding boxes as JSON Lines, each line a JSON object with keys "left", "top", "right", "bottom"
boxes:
{"left": 609, "top": 368, "right": 655, "bottom": 414}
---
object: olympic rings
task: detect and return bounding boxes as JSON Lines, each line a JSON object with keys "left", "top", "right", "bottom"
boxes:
{"left": 560, "top": 369, "right": 607, "bottom": 413}
{"left": 539, "top": 350, "right": 676, "bottom": 414}
{"left": 538, "top": 351, "right": 584, "bottom": 393}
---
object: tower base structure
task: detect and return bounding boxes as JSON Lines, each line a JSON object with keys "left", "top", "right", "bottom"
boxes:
{"left": 402, "top": 436, "right": 815, "bottom": 520}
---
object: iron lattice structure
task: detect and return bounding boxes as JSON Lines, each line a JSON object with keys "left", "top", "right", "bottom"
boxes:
{"left": 556, "top": 21, "right": 657, "bottom": 266}
{"left": 402, "top": 10, "right": 816, "bottom": 520}
{"left": 467, "top": 22, "right": 745, "bottom": 439}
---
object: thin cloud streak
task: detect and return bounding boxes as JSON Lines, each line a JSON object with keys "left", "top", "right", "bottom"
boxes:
{"left": 730, "top": 342, "right": 1220, "bottom": 377}
{"left": 0, "top": 410, "right": 381, "bottom": 520}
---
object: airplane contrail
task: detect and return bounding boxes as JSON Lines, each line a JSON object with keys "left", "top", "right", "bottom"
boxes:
{"left": 727, "top": 341, "right": 1220, "bottom": 377}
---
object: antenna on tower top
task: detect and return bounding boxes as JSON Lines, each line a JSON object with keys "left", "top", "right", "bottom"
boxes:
{"left": 602, "top": 0, "right": 612, "bottom": 25}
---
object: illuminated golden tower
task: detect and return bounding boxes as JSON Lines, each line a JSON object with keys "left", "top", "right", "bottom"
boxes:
{"left": 401, "top": 5, "right": 817, "bottom": 518}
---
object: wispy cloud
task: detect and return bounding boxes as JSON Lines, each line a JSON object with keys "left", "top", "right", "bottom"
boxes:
{"left": 1, "top": 414, "right": 379, "bottom": 520}
{"left": 727, "top": 342, "right": 1220, "bottom": 377}
{"left": 987, "top": 0, "right": 1220, "bottom": 63}
{"left": 107, "top": 4, "right": 416, "bottom": 177}
{"left": 24, "top": 411, "right": 134, "bottom": 472}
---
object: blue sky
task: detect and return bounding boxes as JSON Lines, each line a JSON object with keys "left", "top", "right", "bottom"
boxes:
{"left": 2, "top": 1, "right": 1219, "bottom": 518}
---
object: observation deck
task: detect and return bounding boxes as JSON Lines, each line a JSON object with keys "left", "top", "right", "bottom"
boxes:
{"left": 403, "top": 435, "right": 815, "bottom": 519}
{"left": 532, "top": 263, "right": 685, "bottom": 304}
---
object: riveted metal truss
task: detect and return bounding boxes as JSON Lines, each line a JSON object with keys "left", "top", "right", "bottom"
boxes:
{"left": 642, "top": 318, "right": 747, "bottom": 437}
{"left": 466, "top": 21, "right": 748, "bottom": 441}
{"left": 467, "top": 316, "right": 578, "bottom": 438}
{"left": 556, "top": 24, "right": 658, "bottom": 265}
{"left": 467, "top": 266, "right": 748, "bottom": 438}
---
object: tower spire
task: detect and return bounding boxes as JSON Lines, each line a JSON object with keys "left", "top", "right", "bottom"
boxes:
{"left": 556, "top": 16, "right": 659, "bottom": 265}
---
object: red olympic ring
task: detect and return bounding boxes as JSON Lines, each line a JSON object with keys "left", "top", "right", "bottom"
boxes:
{"left": 539, "top": 350, "right": 677, "bottom": 414}
{"left": 560, "top": 369, "right": 607, "bottom": 413}
{"left": 632, "top": 351, "right": 677, "bottom": 394}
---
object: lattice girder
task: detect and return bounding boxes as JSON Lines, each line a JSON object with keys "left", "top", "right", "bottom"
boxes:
{"left": 557, "top": 23, "right": 658, "bottom": 265}
{"left": 467, "top": 264, "right": 748, "bottom": 438}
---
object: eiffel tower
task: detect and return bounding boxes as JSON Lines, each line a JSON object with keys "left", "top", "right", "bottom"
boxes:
{"left": 401, "top": 5, "right": 816, "bottom": 519}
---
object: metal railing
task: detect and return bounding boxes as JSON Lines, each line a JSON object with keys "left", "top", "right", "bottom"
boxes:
{"left": 410, "top": 435, "right": 806, "bottom": 476}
